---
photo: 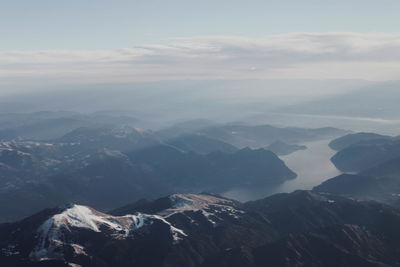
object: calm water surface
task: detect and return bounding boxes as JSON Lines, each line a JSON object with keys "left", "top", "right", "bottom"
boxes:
{"left": 223, "top": 139, "right": 342, "bottom": 202}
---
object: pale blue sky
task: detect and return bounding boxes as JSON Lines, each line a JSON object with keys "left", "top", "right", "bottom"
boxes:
{"left": 1, "top": 0, "right": 400, "bottom": 88}
{"left": 1, "top": 0, "right": 400, "bottom": 50}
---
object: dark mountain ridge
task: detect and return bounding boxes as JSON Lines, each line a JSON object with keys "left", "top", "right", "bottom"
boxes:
{"left": 0, "top": 135, "right": 295, "bottom": 223}
{"left": 2, "top": 191, "right": 400, "bottom": 267}
{"left": 329, "top": 132, "right": 392, "bottom": 151}
{"left": 315, "top": 155, "right": 400, "bottom": 208}
{"left": 331, "top": 137, "right": 400, "bottom": 172}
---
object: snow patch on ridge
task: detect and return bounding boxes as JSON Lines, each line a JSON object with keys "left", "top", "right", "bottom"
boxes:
{"left": 29, "top": 195, "right": 239, "bottom": 262}
{"left": 30, "top": 204, "right": 186, "bottom": 261}
{"left": 159, "top": 194, "right": 244, "bottom": 226}
{"left": 166, "top": 194, "right": 241, "bottom": 214}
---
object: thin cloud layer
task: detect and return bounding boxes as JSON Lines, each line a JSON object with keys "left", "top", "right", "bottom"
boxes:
{"left": 1, "top": 32, "right": 400, "bottom": 86}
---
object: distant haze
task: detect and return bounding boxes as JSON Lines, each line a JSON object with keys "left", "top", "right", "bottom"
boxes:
{"left": 0, "top": 79, "right": 371, "bottom": 115}
{"left": 2, "top": 1, "right": 400, "bottom": 132}
{"left": 2, "top": 33, "right": 400, "bottom": 93}
{"left": 1, "top": 79, "right": 400, "bottom": 135}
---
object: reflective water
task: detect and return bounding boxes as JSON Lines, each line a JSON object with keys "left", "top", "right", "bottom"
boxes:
{"left": 222, "top": 139, "right": 342, "bottom": 202}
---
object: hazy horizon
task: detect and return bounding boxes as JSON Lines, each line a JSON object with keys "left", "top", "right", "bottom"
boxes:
{"left": 3, "top": 1, "right": 400, "bottom": 95}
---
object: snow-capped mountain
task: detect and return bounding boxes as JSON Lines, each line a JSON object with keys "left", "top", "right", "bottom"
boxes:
{"left": 1, "top": 193, "right": 245, "bottom": 267}
{"left": 30, "top": 204, "right": 187, "bottom": 262}
{"left": 2, "top": 191, "right": 400, "bottom": 267}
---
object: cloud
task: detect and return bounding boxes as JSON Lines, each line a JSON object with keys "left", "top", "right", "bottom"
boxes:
{"left": 1, "top": 32, "right": 400, "bottom": 87}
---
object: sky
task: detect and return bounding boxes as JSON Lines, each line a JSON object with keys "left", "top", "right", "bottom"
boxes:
{"left": 2, "top": 0, "right": 400, "bottom": 50}
{"left": 1, "top": 0, "right": 400, "bottom": 94}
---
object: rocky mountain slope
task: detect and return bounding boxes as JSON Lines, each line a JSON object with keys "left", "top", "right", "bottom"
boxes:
{"left": 2, "top": 191, "right": 400, "bottom": 267}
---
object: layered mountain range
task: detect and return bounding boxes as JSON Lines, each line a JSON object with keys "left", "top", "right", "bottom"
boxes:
{"left": 315, "top": 132, "right": 400, "bottom": 208}
{"left": 2, "top": 112, "right": 400, "bottom": 267}
{"left": 0, "top": 112, "right": 350, "bottom": 223}
{"left": 0, "top": 130, "right": 295, "bottom": 223}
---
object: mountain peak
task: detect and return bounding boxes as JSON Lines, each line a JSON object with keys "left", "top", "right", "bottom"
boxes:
{"left": 29, "top": 204, "right": 186, "bottom": 262}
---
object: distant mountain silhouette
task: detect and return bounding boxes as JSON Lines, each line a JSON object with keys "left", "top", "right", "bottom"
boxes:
{"left": 266, "top": 140, "right": 306, "bottom": 155}
{"left": 331, "top": 137, "right": 400, "bottom": 172}
{"left": 329, "top": 132, "right": 391, "bottom": 151}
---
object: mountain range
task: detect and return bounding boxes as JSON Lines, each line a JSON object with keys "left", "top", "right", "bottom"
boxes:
{"left": 329, "top": 133, "right": 400, "bottom": 172}
{"left": 314, "top": 132, "right": 400, "bottom": 208}
{"left": 0, "top": 122, "right": 308, "bottom": 223}
{"left": 0, "top": 112, "right": 349, "bottom": 223}
{"left": 2, "top": 191, "right": 400, "bottom": 267}
{"left": 2, "top": 114, "right": 400, "bottom": 266}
